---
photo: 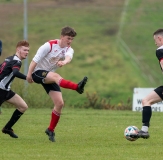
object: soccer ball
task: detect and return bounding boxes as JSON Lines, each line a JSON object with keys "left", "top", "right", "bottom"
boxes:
{"left": 124, "top": 126, "right": 139, "bottom": 141}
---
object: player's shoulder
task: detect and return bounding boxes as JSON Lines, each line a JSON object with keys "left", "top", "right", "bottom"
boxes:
{"left": 66, "top": 46, "right": 73, "bottom": 52}
{"left": 156, "top": 46, "right": 163, "bottom": 55}
{"left": 13, "top": 55, "right": 22, "bottom": 65}
{"left": 4, "top": 55, "right": 21, "bottom": 66}
{"left": 156, "top": 46, "right": 163, "bottom": 60}
{"left": 4, "top": 55, "right": 16, "bottom": 62}
{"left": 157, "top": 45, "right": 163, "bottom": 51}
{"left": 47, "top": 39, "right": 59, "bottom": 49}
{"left": 48, "top": 39, "right": 59, "bottom": 45}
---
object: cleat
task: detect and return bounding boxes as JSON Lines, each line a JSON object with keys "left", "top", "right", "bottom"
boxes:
{"left": 45, "top": 128, "right": 55, "bottom": 142}
{"left": 137, "top": 130, "right": 150, "bottom": 139}
{"left": 130, "top": 130, "right": 149, "bottom": 139}
{"left": 2, "top": 128, "right": 18, "bottom": 138}
{"left": 76, "top": 76, "right": 88, "bottom": 94}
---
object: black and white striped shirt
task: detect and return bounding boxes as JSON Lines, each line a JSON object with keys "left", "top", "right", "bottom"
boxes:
{"left": 0, "top": 55, "right": 25, "bottom": 91}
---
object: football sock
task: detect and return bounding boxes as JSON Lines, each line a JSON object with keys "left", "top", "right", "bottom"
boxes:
{"left": 4, "top": 109, "right": 23, "bottom": 129}
{"left": 48, "top": 110, "right": 60, "bottom": 132}
{"left": 142, "top": 106, "right": 152, "bottom": 128}
{"left": 59, "top": 79, "right": 78, "bottom": 90}
{"left": 141, "top": 126, "right": 148, "bottom": 132}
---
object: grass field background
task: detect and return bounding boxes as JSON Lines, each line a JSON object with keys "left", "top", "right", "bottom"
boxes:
{"left": 1, "top": 1, "right": 163, "bottom": 159}
{"left": 0, "top": 108, "right": 163, "bottom": 160}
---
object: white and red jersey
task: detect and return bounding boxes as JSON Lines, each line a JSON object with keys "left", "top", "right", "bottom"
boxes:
{"left": 33, "top": 39, "right": 74, "bottom": 72}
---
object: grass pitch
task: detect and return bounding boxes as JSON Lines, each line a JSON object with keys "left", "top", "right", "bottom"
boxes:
{"left": 0, "top": 108, "right": 163, "bottom": 160}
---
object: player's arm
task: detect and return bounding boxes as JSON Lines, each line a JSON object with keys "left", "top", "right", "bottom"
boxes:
{"left": 57, "top": 48, "right": 74, "bottom": 67}
{"left": 57, "top": 55, "right": 72, "bottom": 67}
{"left": 26, "top": 60, "right": 37, "bottom": 83}
{"left": 156, "top": 48, "right": 163, "bottom": 72}
{"left": 27, "top": 42, "right": 50, "bottom": 83}
{"left": 64, "top": 55, "right": 72, "bottom": 64}
{"left": 160, "top": 60, "right": 163, "bottom": 71}
{"left": 12, "top": 67, "right": 26, "bottom": 80}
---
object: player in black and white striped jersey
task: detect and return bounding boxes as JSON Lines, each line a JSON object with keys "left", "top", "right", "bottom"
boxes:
{"left": 1, "top": 40, "right": 29, "bottom": 138}
{"left": 131, "top": 29, "right": 163, "bottom": 139}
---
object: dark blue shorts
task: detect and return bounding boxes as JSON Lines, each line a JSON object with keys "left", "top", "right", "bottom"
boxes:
{"left": 32, "top": 70, "right": 61, "bottom": 94}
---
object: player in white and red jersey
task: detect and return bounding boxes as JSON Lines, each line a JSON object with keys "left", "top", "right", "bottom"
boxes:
{"left": 1, "top": 40, "right": 29, "bottom": 138}
{"left": 27, "top": 26, "right": 88, "bottom": 142}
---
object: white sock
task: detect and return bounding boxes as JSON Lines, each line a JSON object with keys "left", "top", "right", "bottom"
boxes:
{"left": 141, "top": 126, "right": 148, "bottom": 132}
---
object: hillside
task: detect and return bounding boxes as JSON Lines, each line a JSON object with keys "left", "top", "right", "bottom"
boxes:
{"left": 118, "top": 0, "right": 163, "bottom": 85}
{"left": 0, "top": 0, "right": 161, "bottom": 107}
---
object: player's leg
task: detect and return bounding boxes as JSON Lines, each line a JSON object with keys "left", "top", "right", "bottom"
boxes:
{"left": 44, "top": 71, "right": 88, "bottom": 94}
{"left": 139, "top": 88, "right": 162, "bottom": 139}
{"left": 45, "top": 91, "right": 64, "bottom": 142}
{"left": 2, "top": 93, "right": 28, "bottom": 138}
{"left": 42, "top": 83, "right": 63, "bottom": 142}
{"left": 32, "top": 70, "right": 88, "bottom": 94}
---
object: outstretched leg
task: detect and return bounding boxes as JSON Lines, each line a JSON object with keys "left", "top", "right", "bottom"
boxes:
{"left": 44, "top": 72, "right": 88, "bottom": 94}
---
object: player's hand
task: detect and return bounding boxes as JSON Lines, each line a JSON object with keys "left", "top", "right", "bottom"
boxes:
{"left": 26, "top": 74, "right": 34, "bottom": 83}
{"left": 57, "top": 61, "right": 67, "bottom": 67}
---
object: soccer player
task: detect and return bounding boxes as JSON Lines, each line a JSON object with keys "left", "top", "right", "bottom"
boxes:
{"left": 26, "top": 26, "right": 88, "bottom": 142}
{"left": 131, "top": 29, "right": 163, "bottom": 139}
{"left": 1, "top": 40, "right": 29, "bottom": 138}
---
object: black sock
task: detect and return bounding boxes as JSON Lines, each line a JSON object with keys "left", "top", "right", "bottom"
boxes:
{"left": 142, "top": 106, "right": 152, "bottom": 127}
{"left": 4, "top": 109, "right": 23, "bottom": 129}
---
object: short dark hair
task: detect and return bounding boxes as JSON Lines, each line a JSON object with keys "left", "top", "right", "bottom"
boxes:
{"left": 16, "top": 40, "right": 29, "bottom": 48}
{"left": 153, "top": 29, "right": 163, "bottom": 36}
{"left": 61, "top": 26, "right": 77, "bottom": 37}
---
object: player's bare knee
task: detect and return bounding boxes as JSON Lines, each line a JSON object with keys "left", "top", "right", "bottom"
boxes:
{"left": 54, "top": 102, "right": 64, "bottom": 113}
{"left": 55, "top": 101, "right": 64, "bottom": 110}
{"left": 58, "top": 100, "right": 64, "bottom": 108}
{"left": 20, "top": 104, "right": 28, "bottom": 112}
{"left": 142, "top": 98, "right": 151, "bottom": 106}
{"left": 24, "top": 104, "right": 28, "bottom": 110}
{"left": 53, "top": 73, "right": 62, "bottom": 83}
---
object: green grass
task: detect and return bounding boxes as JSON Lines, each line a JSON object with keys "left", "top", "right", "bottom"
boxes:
{"left": 0, "top": 108, "right": 163, "bottom": 160}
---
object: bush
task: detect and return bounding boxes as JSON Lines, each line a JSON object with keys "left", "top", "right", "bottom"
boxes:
{"left": 75, "top": 92, "right": 132, "bottom": 110}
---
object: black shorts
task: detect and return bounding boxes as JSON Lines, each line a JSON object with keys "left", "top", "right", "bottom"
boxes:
{"left": 32, "top": 70, "right": 61, "bottom": 94}
{"left": 154, "top": 86, "right": 163, "bottom": 100}
{"left": 0, "top": 89, "right": 15, "bottom": 106}
{"left": 32, "top": 70, "right": 49, "bottom": 84}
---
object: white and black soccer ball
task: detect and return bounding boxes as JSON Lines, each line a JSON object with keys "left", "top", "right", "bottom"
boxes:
{"left": 124, "top": 126, "right": 139, "bottom": 141}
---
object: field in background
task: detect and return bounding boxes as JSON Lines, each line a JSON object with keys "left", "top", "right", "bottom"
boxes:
{"left": 1, "top": 2, "right": 163, "bottom": 159}
{"left": 0, "top": 0, "right": 162, "bottom": 107}
{"left": 0, "top": 108, "right": 163, "bottom": 160}
{"left": 119, "top": 0, "right": 163, "bottom": 85}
